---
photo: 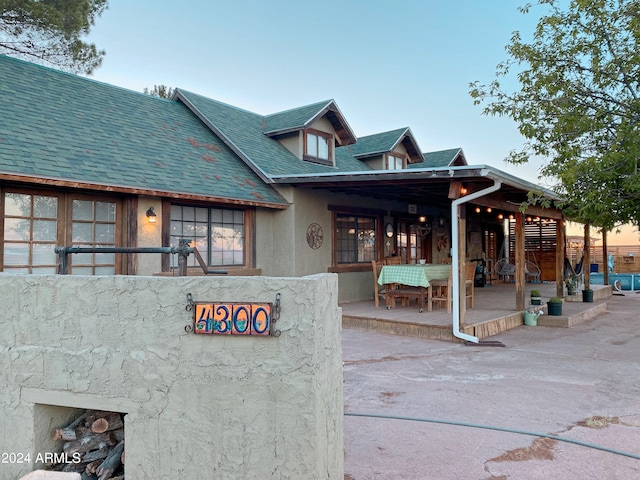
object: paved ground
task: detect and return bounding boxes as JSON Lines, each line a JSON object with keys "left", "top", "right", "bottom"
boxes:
{"left": 343, "top": 290, "right": 640, "bottom": 479}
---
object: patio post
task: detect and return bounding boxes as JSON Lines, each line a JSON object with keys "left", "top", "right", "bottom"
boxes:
{"left": 584, "top": 223, "right": 591, "bottom": 288}
{"left": 515, "top": 212, "right": 525, "bottom": 311}
{"left": 556, "top": 218, "right": 566, "bottom": 297}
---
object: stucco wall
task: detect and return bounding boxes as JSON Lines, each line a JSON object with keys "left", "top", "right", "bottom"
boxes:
{"left": 0, "top": 273, "right": 343, "bottom": 479}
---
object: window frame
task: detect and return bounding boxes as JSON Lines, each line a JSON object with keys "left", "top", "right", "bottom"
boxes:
{"left": 328, "top": 205, "right": 385, "bottom": 273}
{"left": 1, "top": 187, "right": 123, "bottom": 274}
{"left": 303, "top": 128, "right": 334, "bottom": 166}
{"left": 163, "top": 200, "right": 256, "bottom": 274}
{"left": 385, "top": 152, "right": 407, "bottom": 170}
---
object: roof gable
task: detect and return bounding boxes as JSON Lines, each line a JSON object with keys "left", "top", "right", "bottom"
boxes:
{"left": 410, "top": 148, "right": 467, "bottom": 169}
{"left": 0, "top": 55, "right": 287, "bottom": 207}
{"left": 349, "top": 127, "right": 423, "bottom": 163}
{"left": 176, "top": 89, "right": 369, "bottom": 177}
{"left": 263, "top": 100, "right": 357, "bottom": 146}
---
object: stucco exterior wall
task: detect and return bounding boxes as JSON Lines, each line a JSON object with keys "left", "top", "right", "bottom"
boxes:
{"left": 0, "top": 273, "right": 343, "bottom": 479}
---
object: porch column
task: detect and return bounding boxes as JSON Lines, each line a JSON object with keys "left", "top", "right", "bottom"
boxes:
{"left": 584, "top": 223, "right": 591, "bottom": 288}
{"left": 603, "top": 229, "right": 609, "bottom": 286}
{"left": 556, "top": 218, "right": 565, "bottom": 297}
{"left": 515, "top": 212, "right": 525, "bottom": 311}
{"left": 458, "top": 206, "right": 467, "bottom": 328}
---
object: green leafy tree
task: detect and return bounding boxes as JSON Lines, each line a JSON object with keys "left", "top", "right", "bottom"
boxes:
{"left": 469, "top": 0, "right": 640, "bottom": 230}
{"left": 0, "top": 0, "right": 108, "bottom": 74}
{"left": 144, "top": 84, "right": 175, "bottom": 99}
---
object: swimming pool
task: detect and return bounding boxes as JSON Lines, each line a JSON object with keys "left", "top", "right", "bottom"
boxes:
{"left": 590, "top": 273, "right": 640, "bottom": 291}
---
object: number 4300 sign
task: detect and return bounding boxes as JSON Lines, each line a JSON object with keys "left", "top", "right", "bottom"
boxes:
{"left": 194, "top": 302, "right": 273, "bottom": 336}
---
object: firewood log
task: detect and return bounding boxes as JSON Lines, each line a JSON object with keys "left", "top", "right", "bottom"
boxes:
{"left": 63, "top": 432, "right": 116, "bottom": 454}
{"left": 91, "top": 413, "right": 124, "bottom": 434}
{"left": 96, "top": 440, "right": 124, "bottom": 480}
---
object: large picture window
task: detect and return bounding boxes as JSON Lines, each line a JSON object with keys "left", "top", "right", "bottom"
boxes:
{"left": 335, "top": 213, "right": 377, "bottom": 264}
{"left": 170, "top": 205, "right": 245, "bottom": 267}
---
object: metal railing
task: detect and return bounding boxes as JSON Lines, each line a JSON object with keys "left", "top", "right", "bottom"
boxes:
{"left": 54, "top": 239, "right": 227, "bottom": 276}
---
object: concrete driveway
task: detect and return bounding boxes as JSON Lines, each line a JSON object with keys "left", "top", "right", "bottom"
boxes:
{"left": 343, "top": 291, "right": 640, "bottom": 479}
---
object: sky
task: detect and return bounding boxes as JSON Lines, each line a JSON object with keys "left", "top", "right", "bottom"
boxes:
{"left": 82, "top": 0, "right": 638, "bottom": 245}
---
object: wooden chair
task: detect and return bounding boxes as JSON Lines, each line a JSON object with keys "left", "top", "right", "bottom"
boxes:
{"left": 430, "top": 267, "right": 452, "bottom": 313}
{"left": 465, "top": 262, "right": 475, "bottom": 308}
{"left": 371, "top": 260, "right": 387, "bottom": 307}
{"left": 384, "top": 256, "right": 402, "bottom": 265}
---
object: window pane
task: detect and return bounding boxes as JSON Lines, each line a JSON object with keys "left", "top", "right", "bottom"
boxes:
{"left": 95, "top": 223, "right": 115, "bottom": 243}
{"left": 318, "top": 135, "right": 329, "bottom": 160}
{"left": 4, "top": 218, "right": 30, "bottom": 241}
{"left": 95, "top": 202, "right": 115, "bottom": 221}
{"left": 71, "top": 267, "right": 93, "bottom": 275}
{"left": 182, "top": 207, "right": 195, "bottom": 222}
{"left": 95, "top": 266, "right": 115, "bottom": 275}
{"left": 74, "top": 253, "right": 93, "bottom": 264}
{"left": 32, "top": 243, "right": 56, "bottom": 264}
{"left": 72, "top": 200, "right": 93, "bottom": 221}
{"left": 170, "top": 204, "right": 182, "bottom": 220}
{"left": 33, "top": 196, "right": 58, "bottom": 218}
{"left": 72, "top": 223, "right": 94, "bottom": 242}
{"left": 4, "top": 243, "right": 29, "bottom": 265}
{"left": 307, "top": 133, "right": 317, "bottom": 157}
{"left": 336, "top": 214, "right": 376, "bottom": 263}
{"left": 95, "top": 252, "right": 115, "bottom": 264}
{"left": 32, "top": 267, "right": 56, "bottom": 274}
{"left": 195, "top": 207, "right": 208, "bottom": 222}
{"left": 33, "top": 220, "right": 57, "bottom": 241}
{"left": 4, "top": 193, "right": 31, "bottom": 216}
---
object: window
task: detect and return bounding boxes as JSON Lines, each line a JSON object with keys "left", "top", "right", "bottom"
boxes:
{"left": 170, "top": 205, "right": 245, "bottom": 267}
{"left": 304, "top": 129, "right": 333, "bottom": 165}
{"left": 386, "top": 153, "right": 406, "bottom": 170}
{"left": 335, "top": 214, "right": 376, "bottom": 264}
{"left": 3, "top": 192, "right": 59, "bottom": 273}
{"left": 2, "top": 190, "right": 120, "bottom": 274}
{"left": 70, "top": 199, "right": 117, "bottom": 275}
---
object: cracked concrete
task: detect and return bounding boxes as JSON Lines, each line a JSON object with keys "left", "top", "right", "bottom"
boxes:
{"left": 344, "top": 291, "right": 640, "bottom": 479}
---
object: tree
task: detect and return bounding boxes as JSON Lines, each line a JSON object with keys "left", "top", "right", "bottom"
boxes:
{"left": 0, "top": 0, "right": 108, "bottom": 74}
{"left": 469, "top": 0, "right": 640, "bottom": 230}
{"left": 144, "top": 85, "right": 175, "bottom": 99}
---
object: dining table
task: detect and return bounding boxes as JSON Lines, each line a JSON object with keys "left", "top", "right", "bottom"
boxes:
{"left": 377, "top": 263, "right": 452, "bottom": 311}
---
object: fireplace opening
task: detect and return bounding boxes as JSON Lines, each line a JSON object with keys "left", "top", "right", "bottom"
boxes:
{"left": 34, "top": 404, "right": 126, "bottom": 478}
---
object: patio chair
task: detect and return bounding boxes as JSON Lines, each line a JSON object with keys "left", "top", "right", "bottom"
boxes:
{"left": 430, "top": 267, "right": 452, "bottom": 313}
{"left": 384, "top": 256, "right": 402, "bottom": 265}
{"left": 465, "top": 262, "right": 475, "bottom": 308}
{"left": 525, "top": 260, "right": 541, "bottom": 283}
{"left": 371, "top": 260, "right": 388, "bottom": 307}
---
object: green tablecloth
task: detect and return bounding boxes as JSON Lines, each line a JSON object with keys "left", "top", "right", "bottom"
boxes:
{"left": 377, "top": 264, "right": 451, "bottom": 288}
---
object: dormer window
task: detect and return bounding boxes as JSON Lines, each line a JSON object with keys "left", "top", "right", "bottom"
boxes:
{"left": 386, "top": 152, "right": 407, "bottom": 170}
{"left": 304, "top": 128, "right": 333, "bottom": 165}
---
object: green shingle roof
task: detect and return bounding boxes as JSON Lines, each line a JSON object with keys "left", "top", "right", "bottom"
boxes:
{"left": 263, "top": 100, "right": 334, "bottom": 135}
{"left": 176, "top": 90, "right": 369, "bottom": 177}
{"left": 409, "top": 148, "right": 465, "bottom": 168}
{"left": 349, "top": 128, "right": 411, "bottom": 157}
{"left": 0, "top": 55, "right": 287, "bottom": 207}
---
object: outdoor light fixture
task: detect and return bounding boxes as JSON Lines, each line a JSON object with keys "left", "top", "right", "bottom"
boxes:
{"left": 146, "top": 207, "right": 157, "bottom": 223}
{"left": 460, "top": 186, "right": 468, "bottom": 195}
{"left": 412, "top": 215, "right": 432, "bottom": 238}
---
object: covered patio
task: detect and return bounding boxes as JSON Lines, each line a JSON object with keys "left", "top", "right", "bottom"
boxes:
{"left": 341, "top": 281, "right": 612, "bottom": 343}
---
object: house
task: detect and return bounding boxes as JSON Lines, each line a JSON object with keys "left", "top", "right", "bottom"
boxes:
{"left": 0, "top": 54, "right": 564, "bottom": 305}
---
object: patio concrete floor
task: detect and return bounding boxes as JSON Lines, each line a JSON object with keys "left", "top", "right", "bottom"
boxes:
{"left": 341, "top": 281, "right": 611, "bottom": 342}
{"left": 343, "top": 288, "right": 640, "bottom": 479}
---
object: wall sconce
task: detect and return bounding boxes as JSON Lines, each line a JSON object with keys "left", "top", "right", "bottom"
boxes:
{"left": 460, "top": 186, "right": 468, "bottom": 195}
{"left": 475, "top": 207, "right": 481, "bottom": 213}
{"left": 486, "top": 207, "right": 492, "bottom": 213}
{"left": 146, "top": 207, "right": 157, "bottom": 223}
{"left": 497, "top": 213, "right": 504, "bottom": 220}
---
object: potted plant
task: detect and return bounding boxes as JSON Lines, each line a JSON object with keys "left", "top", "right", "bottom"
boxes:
{"left": 523, "top": 307, "right": 544, "bottom": 326}
{"left": 565, "top": 275, "right": 578, "bottom": 296}
{"left": 582, "top": 287, "right": 594, "bottom": 303}
{"left": 530, "top": 289, "right": 542, "bottom": 305}
{"left": 547, "top": 297, "right": 563, "bottom": 316}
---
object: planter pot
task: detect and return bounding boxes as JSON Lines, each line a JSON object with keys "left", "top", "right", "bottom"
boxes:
{"left": 523, "top": 312, "right": 538, "bottom": 326}
{"left": 582, "top": 290, "right": 594, "bottom": 302}
{"left": 531, "top": 297, "right": 542, "bottom": 306}
{"left": 547, "top": 302, "right": 563, "bottom": 316}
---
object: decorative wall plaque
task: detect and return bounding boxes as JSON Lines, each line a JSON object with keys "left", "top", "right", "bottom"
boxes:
{"left": 306, "top": 223, "right": 323, "bottom": 249}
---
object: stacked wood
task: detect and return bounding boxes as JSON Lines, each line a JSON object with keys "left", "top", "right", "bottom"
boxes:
{"left": 46, "top": 410, "right": 125, "bottom": 480}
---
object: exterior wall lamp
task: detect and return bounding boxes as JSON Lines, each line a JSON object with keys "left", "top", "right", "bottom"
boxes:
{"left": 146, "top": 207, "right": 157, "bottom": 223}
{"left": 412, "top": 215, "right": 432, "bottom": 238}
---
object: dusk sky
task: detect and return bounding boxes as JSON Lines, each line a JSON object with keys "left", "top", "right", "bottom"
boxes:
{"left": 83, "top": 0, "right": 637, "bottom": 244}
